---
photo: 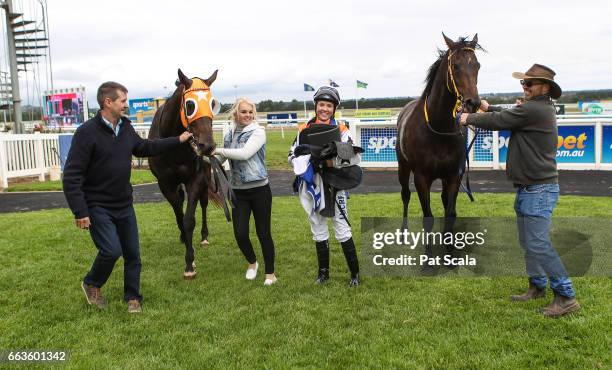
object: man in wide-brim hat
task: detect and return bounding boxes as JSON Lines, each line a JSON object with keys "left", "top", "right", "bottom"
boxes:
{"left": 511, "top": 63, "right": 562, "bottom": 100}
{"left": 459, "top": 64, "right": 581, "bottom": 318}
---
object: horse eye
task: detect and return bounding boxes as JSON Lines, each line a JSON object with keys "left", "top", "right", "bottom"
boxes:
{"left": 185, "top": 100, "right": 196, "bottom": 117}
{"left": 453, "top": 63, "right": 460, "bottom": 70}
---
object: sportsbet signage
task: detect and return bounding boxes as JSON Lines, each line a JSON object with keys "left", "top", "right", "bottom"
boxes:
{"left": 495, "top": 126, "right": 595, "bottom": 164}
{"left": 359, "top": 121, "right": 610, "bottom": 167}
{"left": 129, "top": 98, "right": 155, "bottom": 115}
{"left": 360, "top": 127, "right": 398, "bottom": 162}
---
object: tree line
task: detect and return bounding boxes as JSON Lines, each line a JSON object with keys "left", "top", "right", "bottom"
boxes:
{"left": 218, "top": 89, "right": 612, "bottom": 112}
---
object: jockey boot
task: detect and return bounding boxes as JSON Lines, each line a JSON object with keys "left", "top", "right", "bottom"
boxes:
{"left": 341, "top": 238, "right": 360, "bottom": 287}
{"left": 510, "top": 282, "right": 546, "bottom": 301}
{"left": 541, "top": 292, "right": 581, "bottom": 318}
{"left": 315, "top": 240, "right": 330, "bottom": 284}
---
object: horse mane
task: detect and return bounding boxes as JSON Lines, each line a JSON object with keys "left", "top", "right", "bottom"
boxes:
{"left": 421, "top": 36, "right": 485, "bottom": 99}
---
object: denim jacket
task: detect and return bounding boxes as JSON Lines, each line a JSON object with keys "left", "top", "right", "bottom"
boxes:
{"left": 222, "top": 122, "right": 268, "bottom": 185}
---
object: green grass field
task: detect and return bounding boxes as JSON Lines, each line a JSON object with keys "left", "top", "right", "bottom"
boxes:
{"left": 0, "top": 193, "right": 610, "bottom": 369}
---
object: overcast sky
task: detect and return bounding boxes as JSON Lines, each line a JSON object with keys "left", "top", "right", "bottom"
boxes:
{"left": 12, "top": 0, "right": 612, "bottom": 106}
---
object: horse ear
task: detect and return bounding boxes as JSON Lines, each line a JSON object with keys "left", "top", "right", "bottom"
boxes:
{"left": 177, "top": 68, "right": 192, "bottom": 89}
{"left": 204, "top": 69, "right": 218, "bottom": 87}
{"left": 470, "top": 33, "right": 479, "bottom": 47}
{"left": 442, "top": 32, "right": 455, "bottom": 49}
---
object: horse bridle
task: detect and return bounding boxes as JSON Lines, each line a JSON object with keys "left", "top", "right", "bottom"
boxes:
{"left": 180, "top": 84, "right": 213, "bottom": 158}
{"left": 423, "top": 47, "right": 476, "bottom": 137}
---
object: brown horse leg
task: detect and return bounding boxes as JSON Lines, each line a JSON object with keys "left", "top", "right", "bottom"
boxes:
{"left": 182, "top": 181, "right": 200, "bottom": 279}
{"left": 398, "top": 163, "right": 412, "bottom": 230}
{"left": 414, "top": 172, "right": 435, "bottom": 264}
{"left": 441, "top": 179, "right": 449, "bottom": 210}
{"left": 442, "top": 176, "right": 460, "bottom": 220}
{"left": 158, "top": 181, "right": 186, "bottom": 243}
{"left": 199, "top": 190, "right": 209, "bottom": 246}
{"left": 413, "top": 172, "right": 434, "bottom": 219}
{"left": 442, "top": 176, "right": 461, "bottom": 258}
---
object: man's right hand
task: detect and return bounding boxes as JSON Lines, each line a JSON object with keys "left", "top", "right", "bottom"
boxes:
{"left": 179, "top": 131, "right": 193, "bottom": 143}
{"left": 75, "top": 217, "right": 91, "bottom": 229}
{"left": 478, "top": 99, "right": 490, "bottom": 112}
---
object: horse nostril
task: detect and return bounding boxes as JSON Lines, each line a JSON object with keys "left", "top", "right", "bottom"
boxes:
{"left": 465, "top": 99, "right": 480, "bottom": 113}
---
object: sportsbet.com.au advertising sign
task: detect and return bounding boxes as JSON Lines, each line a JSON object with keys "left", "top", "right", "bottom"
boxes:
{"left": 496, "top": 126, "right": 596, "bottom": 164}
{"left": 361, "top": 124, "right": 608, "bottom": 165}
{"left": 360, "top": 127, "right": 398, "bottom": 162}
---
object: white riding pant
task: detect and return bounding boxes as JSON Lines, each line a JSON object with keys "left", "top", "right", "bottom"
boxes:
{"left": 299, "top": 188, "right": 352, "bottom": 243}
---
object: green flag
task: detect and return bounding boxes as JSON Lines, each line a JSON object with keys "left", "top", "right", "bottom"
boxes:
{"left": 356, "top": 80, "right": 368, "bottom": 89}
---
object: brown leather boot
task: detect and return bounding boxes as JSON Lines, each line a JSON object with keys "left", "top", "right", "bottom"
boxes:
{"left": 510, "top": 283, "right": 546, "bottom": 301}
{"left": 81, "top": 282, "right": 107, "bottom": 309}
{"left": 541, "top": 293, "right": 581, "bottom": 318}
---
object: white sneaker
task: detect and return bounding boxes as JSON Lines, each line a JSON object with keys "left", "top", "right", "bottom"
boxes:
{"left": 245, "top": 262, "right": 258, "bottom": 280}
{"left": 263, "top": 276, "right": 277, "bottom": 286}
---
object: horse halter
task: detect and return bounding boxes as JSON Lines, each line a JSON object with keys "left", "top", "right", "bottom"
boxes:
{"left": 446, "top": 47, "right": 476, "bottom": 117}
{"left": 180, "top": 78, "right": 221, "bottom": 129}
{"left": 423, "top": 47, "right": 476, "bottom": 135}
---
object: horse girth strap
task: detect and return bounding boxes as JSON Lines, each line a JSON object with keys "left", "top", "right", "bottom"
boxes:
{"left": 447, "top": 47, "right": 475, "bottom": 118}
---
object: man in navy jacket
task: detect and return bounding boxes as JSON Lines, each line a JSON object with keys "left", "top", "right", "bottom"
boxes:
{"left": 63, "top": 81, "right": 192, "bottom": 313}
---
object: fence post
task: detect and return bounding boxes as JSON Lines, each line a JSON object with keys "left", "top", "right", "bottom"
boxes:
{"left": 34, "top": 133, "right": 45, "bottom": 181}
{"left": 595, "top": 121, "right": 602, "bottom": 170}
{"left": 467, "top": 128, "right": 474, "bottom": 165}
{"left": 0, "top": 138, "right": 8, "bottom": 188}
{"left": 492, "top": 131, "right": 499, "bottom": 169}
{"left": 349, "top": 119, "right": 358, "bottom": 145}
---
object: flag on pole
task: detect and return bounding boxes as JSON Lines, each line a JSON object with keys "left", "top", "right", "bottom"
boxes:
{"left": 356, "top": 80, "right": 368, "bottom": 89}
{"left": 304, "top": 83, "right": 315, "bottom": 91}
{"left": 328, "top": 79, "right": 340, "bottom": 87}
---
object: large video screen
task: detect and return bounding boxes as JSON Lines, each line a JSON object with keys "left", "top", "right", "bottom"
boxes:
{"left": 44, "top": 92, "right": 85, "bottom": 126}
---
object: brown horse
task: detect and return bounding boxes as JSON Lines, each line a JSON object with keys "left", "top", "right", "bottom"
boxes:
{"left": 396, "top": 33, "right": 483, "bottom": 237}
{"left": 148, "top": 69, "right": 221, "bottom": 279}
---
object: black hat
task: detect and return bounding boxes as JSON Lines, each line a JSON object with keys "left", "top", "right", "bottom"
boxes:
{"left": 313, "top": 86, "right": 340, "bottom": 106}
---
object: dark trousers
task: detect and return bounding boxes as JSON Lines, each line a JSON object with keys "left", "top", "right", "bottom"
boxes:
{"left": 83, "top": 205, "right": 142, "bottom": 302}
{"left": 232, "top": 184, "right": 275, "bottom": 274}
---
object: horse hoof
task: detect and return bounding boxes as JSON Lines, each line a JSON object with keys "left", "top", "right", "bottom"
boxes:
{"left": 183, "top": 271, "right": 197, "bottom": 280}
{"left": 201, "top": 239, "right": 209, "bottom": 246}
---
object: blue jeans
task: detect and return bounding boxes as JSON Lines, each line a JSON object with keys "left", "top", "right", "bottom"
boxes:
{"left": 83, "top": 205, "right": 143, "bottom": 302}
{"left": 514, "top": 183, "right": 575, "bottom": 298}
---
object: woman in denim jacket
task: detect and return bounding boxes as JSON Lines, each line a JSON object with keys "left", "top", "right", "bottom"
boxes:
{"left": 214, "top": 97, "right": 276, "bottom": 285}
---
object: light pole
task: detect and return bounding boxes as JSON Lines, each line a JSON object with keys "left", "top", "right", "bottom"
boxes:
{"left": 233, "top": 85, "right": 238, "bottom": 101}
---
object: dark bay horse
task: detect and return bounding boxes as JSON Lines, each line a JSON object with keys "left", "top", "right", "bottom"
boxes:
{"left": 396, "top": 34, "right": 483, "bottom": 237}
{"left": 149, "top": 69, "right": 221, "bottom": 279}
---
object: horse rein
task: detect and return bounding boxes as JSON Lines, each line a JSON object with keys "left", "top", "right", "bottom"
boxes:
{"left": 423, "top": 47, "right": 476, "bottom": 137}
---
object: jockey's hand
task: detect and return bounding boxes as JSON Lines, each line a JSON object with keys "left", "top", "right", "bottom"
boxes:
{"left": 179, "top": 131, "right": 193, "bottom": 143}
{"left": 459, "top": 113, "right": 470, "bottom": 126}
{"left": 478, "top": 99, "right": 490, "bottom": 112}
{"left": 75, "top": 217, "right": 91, "bottom": 230}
